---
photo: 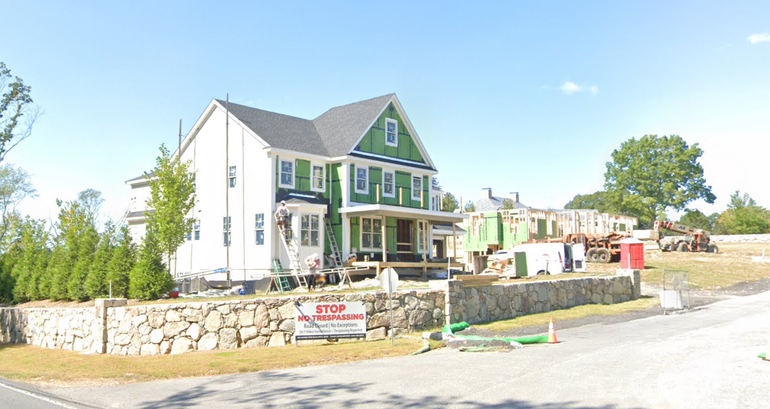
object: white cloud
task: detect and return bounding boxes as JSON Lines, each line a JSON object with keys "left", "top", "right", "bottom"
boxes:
{"left": 747, "top": 32, "right": 770, "bottom": 44}
{"left": 558, "top": 81, "right": 599, "bottom": 95}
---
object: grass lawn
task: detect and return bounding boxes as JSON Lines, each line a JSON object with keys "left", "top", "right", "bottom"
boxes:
{"left": 474, "top": 296, "right": 660, "bottom": 332}
{"left": 588, "top": 242, "right": 770, "bottom": 290}
{"left": 0, "top": 338, "right": 423, "bottom": 385}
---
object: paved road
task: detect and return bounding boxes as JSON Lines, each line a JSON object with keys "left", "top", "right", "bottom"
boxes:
{"left": 0, "top": 378, "right": 92, "bottom": 409}
{"left": 46, "top": 291, "right": 770, "bottom": 409}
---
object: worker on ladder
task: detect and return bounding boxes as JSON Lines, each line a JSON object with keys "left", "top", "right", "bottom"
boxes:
{"left": 275, "top": 200, "right": 292, "bottom": 240}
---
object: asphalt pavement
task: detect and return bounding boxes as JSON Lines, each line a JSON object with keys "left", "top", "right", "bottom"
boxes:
{"left": 42, "top": 289, "right": 770, "bottom": 409}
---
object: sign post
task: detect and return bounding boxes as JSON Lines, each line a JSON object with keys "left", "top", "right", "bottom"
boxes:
{"left": 380, "top": 267, "right": 399, "bottom": 346}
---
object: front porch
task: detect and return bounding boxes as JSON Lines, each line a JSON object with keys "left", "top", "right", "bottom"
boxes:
{"left": 339, "top": 203, "right": 468, "bottom": 279}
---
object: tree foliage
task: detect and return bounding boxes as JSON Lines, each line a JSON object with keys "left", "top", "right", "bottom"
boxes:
{"left": 501, "top": 198, "right": 515, "bottom": 210}
{"left": 0, "top": 164, "right": 37, "bottom": 248}
{"left": 129, "top": 231, "right": 173, "bottom": 300}
{"left": 0, "top": 62, "right": 40, "bottom": 164}
{"left": 677, "top": 209, "right": 714, "bottom": 231}
{"left": 10, "top": 218, "right": 49, "bottom": 302}
{"left": 564, "top": 191, "right": 617, "bottom": 213}
{"left": 717, "top": 191, "right": 770, "bottom": 234}
{"left": 464, "top": 200, "right": 476, "bottom": 213}
{"left": 145, "top": 144, "right": 196, "bottom": 273}
{"left": 604, "top": 135, "right": 715, "bottom": 227}
{"left": 442, "top": 192, "right": 459, "bottom": 213}
{"left": 105, "top": 225, "right": 135, "bottom": 298}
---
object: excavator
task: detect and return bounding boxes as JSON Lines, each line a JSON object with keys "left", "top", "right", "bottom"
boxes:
{"left": 653, "top": 221, "right": 718, "bottom": 253}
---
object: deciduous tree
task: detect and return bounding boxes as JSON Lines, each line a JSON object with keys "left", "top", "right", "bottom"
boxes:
{"left": 677, "top": 209, "right": 713, "bottom": 231}
{"left": 717, "top": 191, "right": 770, "bottom": 234}
{"left": 145, "top": 144, "right": 196, "bottom": 274}
{"left": 0, "top": 62, "right": 40, "bottom": 163}
{"left": 604, "top": 135, "right": 715, "bottom": 227}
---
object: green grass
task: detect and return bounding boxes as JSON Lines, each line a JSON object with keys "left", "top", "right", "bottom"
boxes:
{"left": 0, "top": 338, "right": 423, "bottom": 385}
{"left": 474, "top": 296, "right": 660, "bottom": 332}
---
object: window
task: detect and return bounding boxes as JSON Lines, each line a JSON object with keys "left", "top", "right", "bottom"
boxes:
{"left": 255, "top": 214, "right": 264, "bottom": 245}
{"left": 412, "top": 175, "right": 422, "bottom": 201}
{"left": 301, "top": 214, "right": 320, "bottom": 247}
{"left": 229, "top": 166, "right": 236, "bottom": 188}
{"left": 355, "top": 166, "right": 368, "bottom": 194}
{"left": 361, "top": 217, "right": 383, "bottom": 250}
{"left": 311, "top": 164, "right": 324, "bottom": 192}
{"left": 382, "top": 170, "right": 395, "bottom": 198}
{"left": 222, "top": 216, "right": 231, "bottom": 247}
{"left": 188, "top": 219, "right": 200, "bottom": 241}
{"left": 417, "top": 221, "right": 426, "bottom": 253}
{"left": 385, "top": 118, "right": 398, "bottom": 147}
{"left": 280, "top": 160, "right": 294, "bottom": 188}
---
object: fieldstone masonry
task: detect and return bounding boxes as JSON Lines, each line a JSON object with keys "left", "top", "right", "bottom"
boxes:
{"left": 1, "top": 272, "right": 639, "bottom": 355}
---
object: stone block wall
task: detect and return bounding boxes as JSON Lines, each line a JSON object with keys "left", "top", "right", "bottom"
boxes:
{"left": 710, "top": 234, "right": 770, "bottom": 243}
{"left": 1, "top": 273, "right": 638, "bottom": 355}
{"left": 444, "top": 272, "right": 640, "bottom": 325}
{"left": 0, "top": 307, "right": 102, "bottom": 353}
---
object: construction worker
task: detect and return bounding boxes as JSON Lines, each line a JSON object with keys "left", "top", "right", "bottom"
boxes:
{"left": 275, "top": 200, "right": 291, "bottom": 239}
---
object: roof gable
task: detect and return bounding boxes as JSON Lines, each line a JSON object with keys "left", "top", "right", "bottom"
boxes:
{"left": 312, "top": 94, "right": 394, "bottom": 157}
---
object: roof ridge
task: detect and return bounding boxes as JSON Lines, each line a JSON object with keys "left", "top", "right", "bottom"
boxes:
{"left": 214, "top": 99, "right": 314, "bottom": 123}
{"left": 312, "top": 93, "right": 395, "bottom": 120}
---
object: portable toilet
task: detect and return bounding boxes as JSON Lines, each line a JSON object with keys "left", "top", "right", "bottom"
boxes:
{"left": 620, "top": 238, "right": 645, "bottom": 269}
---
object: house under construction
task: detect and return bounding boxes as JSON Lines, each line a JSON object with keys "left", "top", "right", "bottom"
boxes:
{"left": 462, "top": 189, "right": 638, "bottom": 270}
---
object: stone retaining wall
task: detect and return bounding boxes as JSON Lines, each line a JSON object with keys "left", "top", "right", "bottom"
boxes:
{"left": 1, "top": 272, "right": 639, "bottom": 355}
{"left": 711, "top": 234, "right": 770, "bottom": 243}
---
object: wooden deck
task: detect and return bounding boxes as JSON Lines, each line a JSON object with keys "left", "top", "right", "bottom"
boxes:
{"left": 350, "top": 261, "right": 465, "bottom": 277}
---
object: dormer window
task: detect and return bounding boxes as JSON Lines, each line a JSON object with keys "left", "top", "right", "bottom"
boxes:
{"left": 385, "top": 118, "right": 398, "bottom": 147}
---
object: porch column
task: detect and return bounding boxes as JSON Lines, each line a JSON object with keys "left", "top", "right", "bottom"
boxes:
{"left": 380, "top": 217, "right": 387, "bottom": 277}
{"left": 421, "top": 219, "right": 428, "bottom": 280}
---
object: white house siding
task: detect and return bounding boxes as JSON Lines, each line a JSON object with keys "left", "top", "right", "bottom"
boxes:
{"left": 172, "top": 105, "right": 275, "bottom": 282}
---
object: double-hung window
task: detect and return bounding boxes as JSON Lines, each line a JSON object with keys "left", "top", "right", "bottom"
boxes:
{"left": 382, "top": 170, "right": 395, "bottom": 198}
{"left": 385, "top": 118, "right": 398, "bottom": 147}
{"left": 311, "top": 164, "right": 324, "bottom": 192}
{"left": 192, "top": 219, "right": 200, "bottom": 240}
{"left": 255, "top": 214, "right": 264, "bottom": 245}
{"left": 301, "top": 214, "right": 320, "bottom": 247}
{"left": 229, "top": 166, "right": 236, "bottom": 188}
{"left": 361, "top": 217, "right": 382, "bottom": 250}
{"left": 355, "top": 166, "right": 368, "bottom": 194}
{"left": 222, "top": 216, "right": 231, "bottom": 247}
{"left": 412, "top": 175, "right": 422, "bottom": 201}
{"left": 280, "top": 160, "right": 294, "bottom": 188}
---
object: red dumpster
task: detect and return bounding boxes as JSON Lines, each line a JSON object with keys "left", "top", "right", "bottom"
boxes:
{"left": 620, "top": 238, "right": 645, "bottom": 269}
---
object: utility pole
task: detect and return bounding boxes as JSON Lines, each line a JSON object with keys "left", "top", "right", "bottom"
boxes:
{"left": 225, "top": 94, "right": 231, "bottom": 287}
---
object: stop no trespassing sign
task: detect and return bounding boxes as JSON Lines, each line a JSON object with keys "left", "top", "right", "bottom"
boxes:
{"left": 294, "top": 302, "right": 367, "bottom": 341}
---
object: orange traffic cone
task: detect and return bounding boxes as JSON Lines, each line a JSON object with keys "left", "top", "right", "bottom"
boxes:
{"left": 547, "top": 318, "right": 558, "bottom": 344}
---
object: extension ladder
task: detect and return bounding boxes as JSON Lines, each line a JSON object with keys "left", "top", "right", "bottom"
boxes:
{"left": 274, "top": 214, "right": 308, "bottom": 289}
{"left": 324, "top": 218, "right": 344, "bottom": 267}
{"left": 270, "top": 259, "right": 293, "bottom": 293}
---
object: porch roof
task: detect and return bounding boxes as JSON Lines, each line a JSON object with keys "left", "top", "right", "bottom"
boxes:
{"left": 338, "top": 204, "right": 468, "bottom": 223}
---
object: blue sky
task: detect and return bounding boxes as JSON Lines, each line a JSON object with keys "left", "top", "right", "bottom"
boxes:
{"left": 3, "top": 1, "right": 769, "bottom": 225}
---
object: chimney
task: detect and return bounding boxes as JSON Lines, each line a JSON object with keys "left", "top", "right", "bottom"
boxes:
{"left": 509, "top": 192, "right": 519, "bottom": 203}
{"left": 482, "top": 187, "right": 492, "bottom": 199}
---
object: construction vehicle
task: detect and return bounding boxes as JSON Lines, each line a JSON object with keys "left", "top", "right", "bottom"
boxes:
{"left": 653, "top": 221, "right": 718, "bottom": 253}
{"left": 535, "top": 232, "right": 630, "bottom": 263}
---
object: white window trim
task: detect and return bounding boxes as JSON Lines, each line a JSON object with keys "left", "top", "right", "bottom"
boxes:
{"left": 310, "top": 162, "right": 325, "bottom": 192}
{"left": 382, "top": 170, "right": 395, "bottom": 198}
{"left": 355, "top": 165, "right": 369, "bottom": 195}
{"left": 412, "top": 175, "right": 422, "bottom": 201}
{"left": 300, "top": 213, "right": 321, "bottom": 247}
{"left": 385, "top": 118, "right": 398, "bottom": 147}
{"left": 360, "top": 216, "right": 383, "bottom": 251}
{"left": 279, "top": 159, "right": 294, "bottom": 189}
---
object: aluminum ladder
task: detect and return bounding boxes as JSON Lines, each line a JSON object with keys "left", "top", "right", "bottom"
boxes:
{"left": 275, "top": 214, "right": 308, "bottom": 289}
{"left": 324, "top": 218, "right": 344, "bottom": 267}
{"left": 270, "top": 259, "right": 293, "bottom": 293}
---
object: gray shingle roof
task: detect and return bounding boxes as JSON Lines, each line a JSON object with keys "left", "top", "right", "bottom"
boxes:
{"left": 216, "top": 94, "right": 395, "bottom": 158}
{"left": 475, "top": 196, "right": 529, "bottom": 213}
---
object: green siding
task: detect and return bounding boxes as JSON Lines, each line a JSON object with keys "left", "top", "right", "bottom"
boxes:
{"left": 349, "top": 165, "right": 428, "bottom": 209}
{"left": 354, "top": 103, "right": 425, "bottom": 164}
